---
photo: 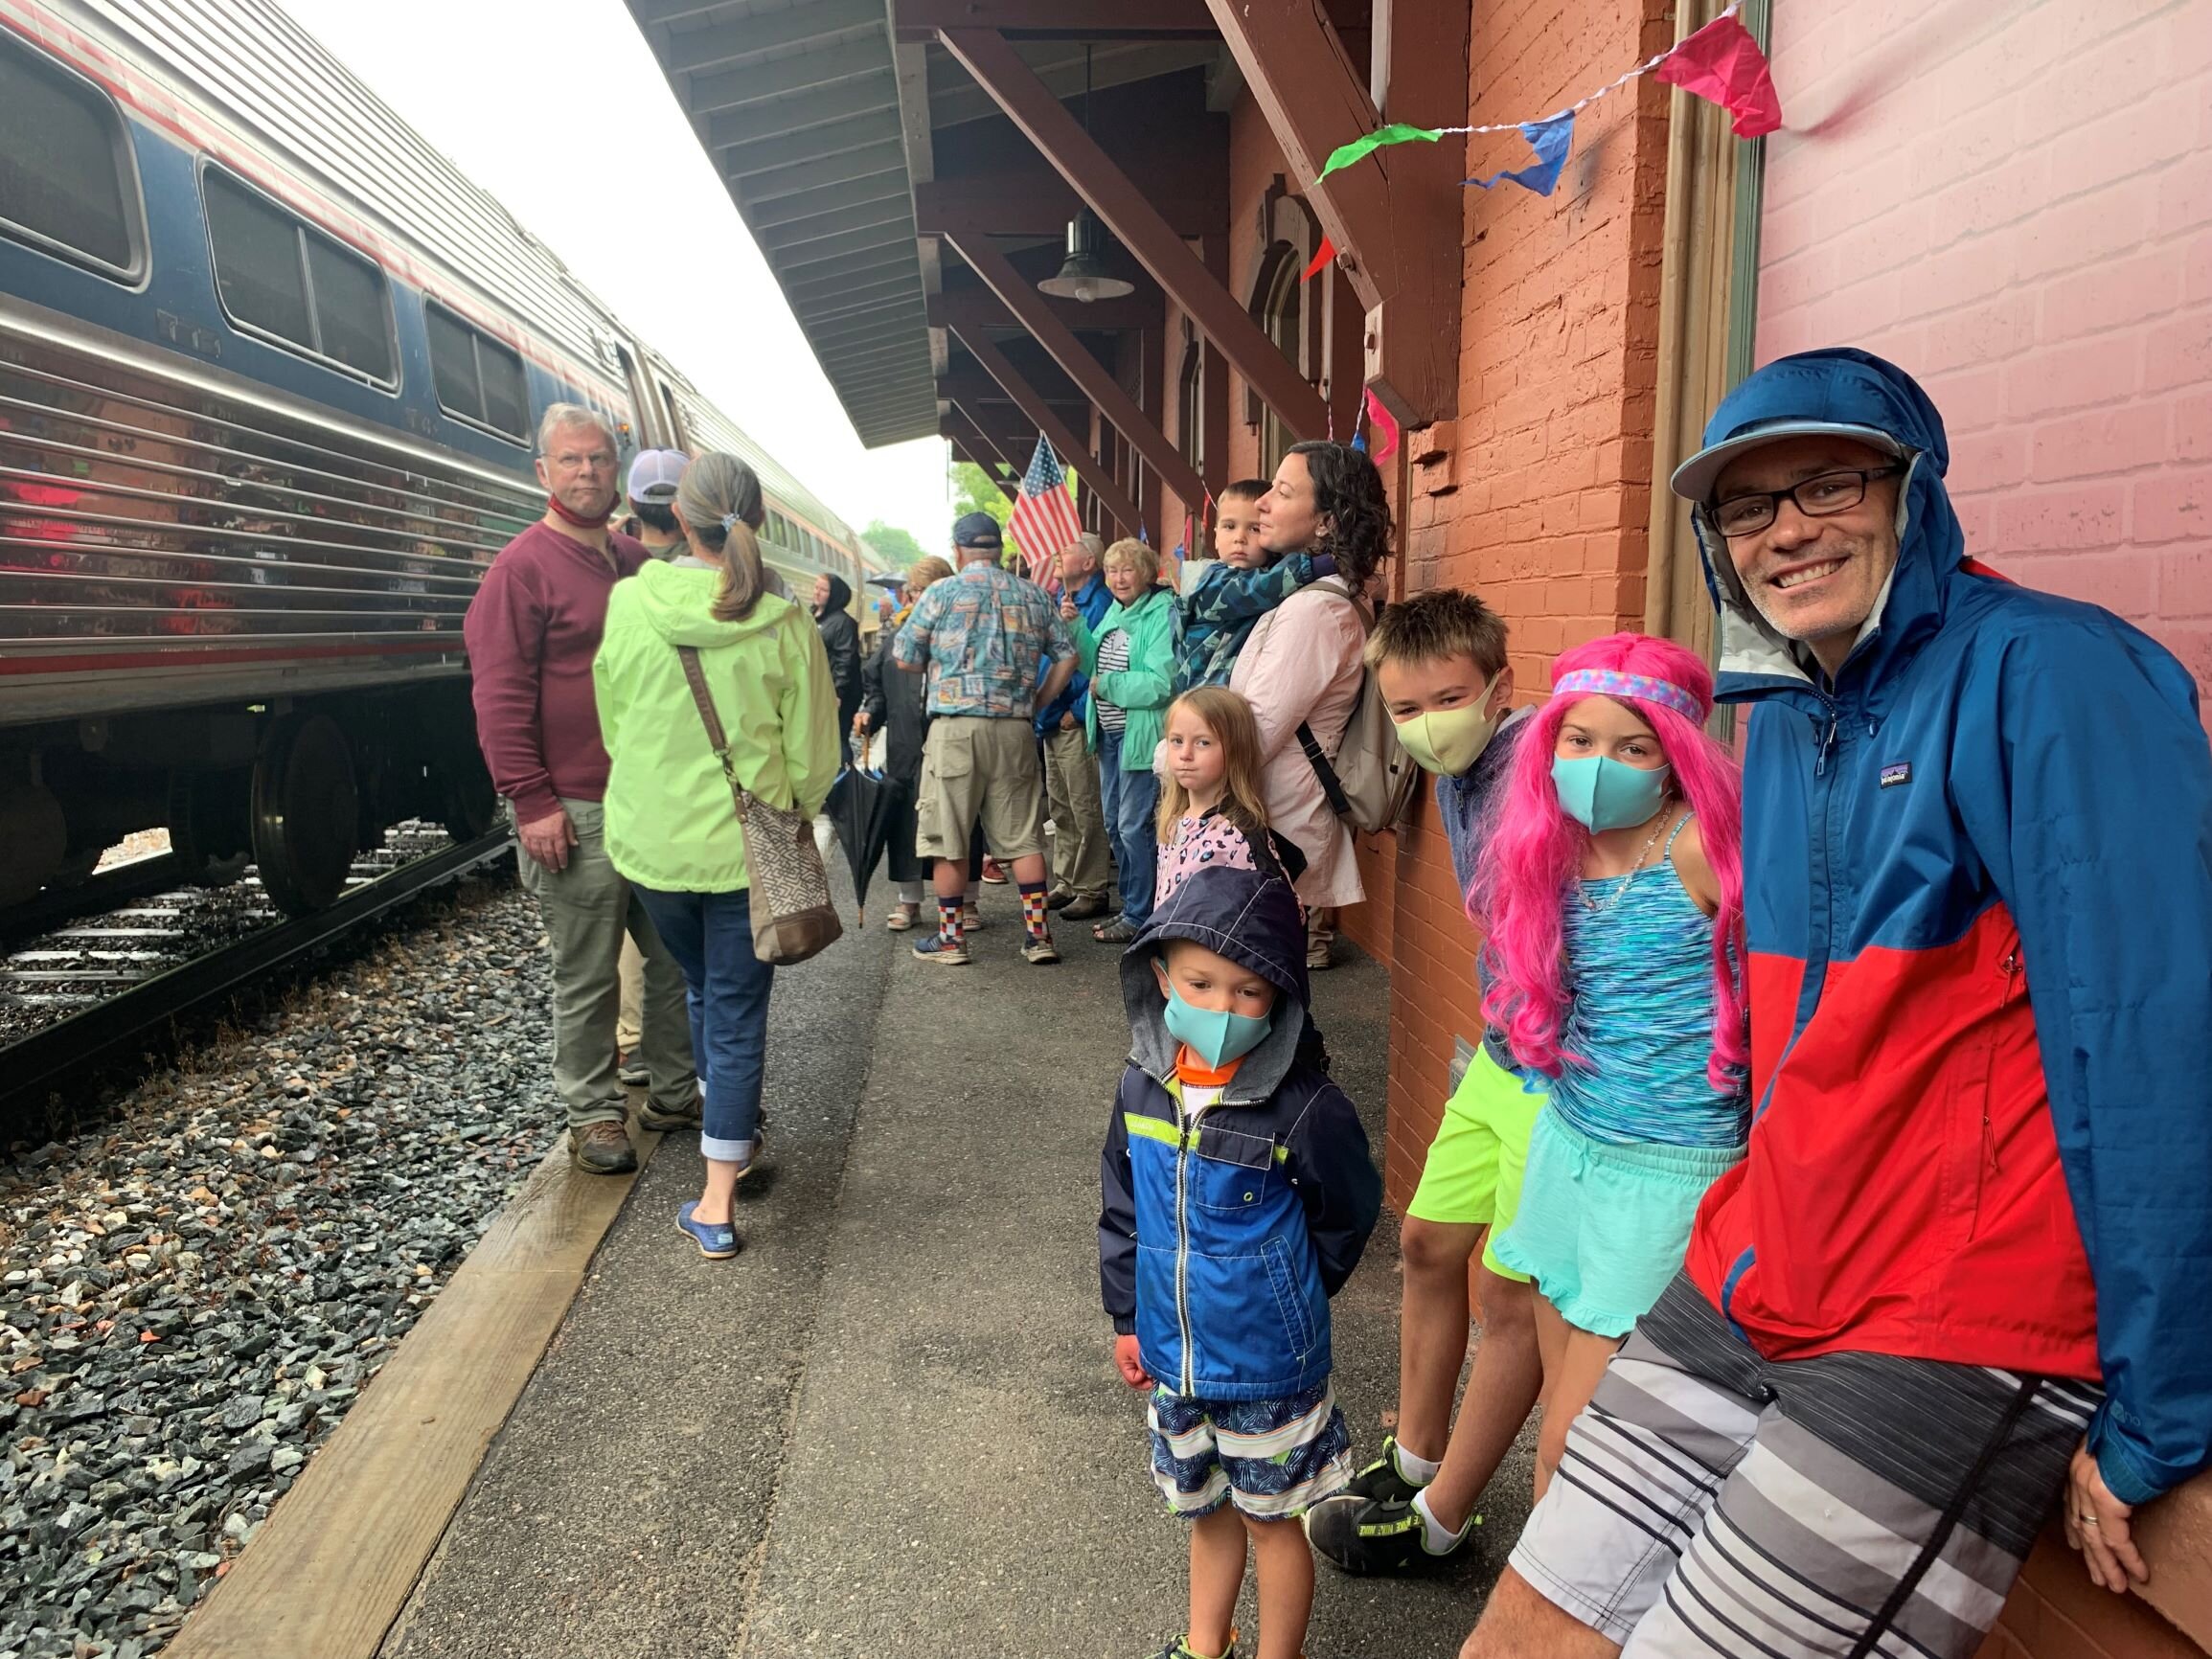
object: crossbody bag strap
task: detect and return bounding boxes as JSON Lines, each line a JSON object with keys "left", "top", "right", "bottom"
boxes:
{"left": 674, "top": 644, "right": 746, "bottom": 805}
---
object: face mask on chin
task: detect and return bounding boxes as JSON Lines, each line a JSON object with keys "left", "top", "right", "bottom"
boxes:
{"left": 1160, "top": 982, "right": 1274, "bottom": 1069}
{"left": 1551, "top": 755, "right": 1673, "bottom": 832}
{"left": 1395, "top": 700, "right": 1503, "bottom": 776}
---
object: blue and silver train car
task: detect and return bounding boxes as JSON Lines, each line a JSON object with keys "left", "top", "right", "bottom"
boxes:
{"left": 0, "top": 0, "right": 888, "bottom": 919}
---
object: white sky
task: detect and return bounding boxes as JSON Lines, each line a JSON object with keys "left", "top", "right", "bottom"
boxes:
{"left": 281, "top": 0, "right": 952, "bottom": 551}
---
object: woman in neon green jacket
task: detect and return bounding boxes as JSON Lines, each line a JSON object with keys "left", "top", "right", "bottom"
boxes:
{"left": 593, "top": 451, "right": 839, "bottom": 1261}
{"left": 1061, "top": 537, "right": 1175, "bottom": 943}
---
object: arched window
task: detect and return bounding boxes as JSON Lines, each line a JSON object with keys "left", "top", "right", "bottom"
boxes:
{"left": 1244, "top": 183, "right": 1322, "bottom": 478}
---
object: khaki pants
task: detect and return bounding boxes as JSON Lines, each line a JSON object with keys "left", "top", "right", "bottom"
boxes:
{"left": 616, "top": 935, "right": 644, "bottom": 1054}
{"left": 914, "top": 716, "right": 1046, "bottom": 862}
{"left": 1041, "top": 719, "right": 1112, "bottom": 898}
{"left": 515, "top": 798, "right": 696, "bottom": 1128}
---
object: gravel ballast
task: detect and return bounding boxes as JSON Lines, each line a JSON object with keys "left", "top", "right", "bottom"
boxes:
{"left": 0, "top": 874, "right": 554, "bottom": 1659}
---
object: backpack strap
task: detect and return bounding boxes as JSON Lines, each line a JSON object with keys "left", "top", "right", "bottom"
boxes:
{"left": 1297, "top": 721, "right": 1353, "bottom": 818}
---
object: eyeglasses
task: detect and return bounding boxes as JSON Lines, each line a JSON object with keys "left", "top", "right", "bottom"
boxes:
{"left": 1708, "top": 465, "right": 1904, "bottom": 538}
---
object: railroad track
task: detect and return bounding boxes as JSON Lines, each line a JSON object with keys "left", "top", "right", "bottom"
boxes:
{"left": 0, "top": 826, "right": 515, "bottom": 1120}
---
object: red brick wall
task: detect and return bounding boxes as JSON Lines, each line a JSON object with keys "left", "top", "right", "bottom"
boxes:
{"left": 1754, "top": 0, "right": 2212, "bottom": 691}
{"left": 1377, "top": 0, "right": 1676, "bottom": 1207}
{"left": 1978, "top": 1537, "right": 2204, "bottom": 1659}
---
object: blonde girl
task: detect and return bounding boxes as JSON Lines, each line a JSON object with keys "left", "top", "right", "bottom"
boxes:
{"left": 1154, "top": 687, "right": 1306, "bottom": 903}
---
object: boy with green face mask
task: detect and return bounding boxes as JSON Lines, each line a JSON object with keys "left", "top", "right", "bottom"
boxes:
{"left": 1304, "top": 588, "right": 1547, "bottom": 1577}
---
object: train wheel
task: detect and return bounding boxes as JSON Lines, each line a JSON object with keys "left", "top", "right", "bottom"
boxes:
{"left": 251, "top": 715, "right": 359, "bottom": 914}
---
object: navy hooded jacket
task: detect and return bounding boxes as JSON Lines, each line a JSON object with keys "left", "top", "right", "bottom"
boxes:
{"left": 1678, "top": 349, "right": 2212, "bottom": 1505}
{"left": 1099, "top": 863, "right": 1381, "bottom": 1401}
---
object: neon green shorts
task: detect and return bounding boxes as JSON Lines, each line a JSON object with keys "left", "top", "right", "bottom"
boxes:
{"left": 1404, "top": 1046, "right": 1546, "bottom": 1282}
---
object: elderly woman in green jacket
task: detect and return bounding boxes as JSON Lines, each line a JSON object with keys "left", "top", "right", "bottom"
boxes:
{"left": 593, "top": 451, "right": 839, "bottom": 1260}
{"left": 1060, "top": 536, "right": 1175, "bottom": 943}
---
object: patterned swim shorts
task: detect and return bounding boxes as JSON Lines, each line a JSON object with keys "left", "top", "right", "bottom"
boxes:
{"left": 1147, "top": 1381, "right": 1353, "bottom": 1521}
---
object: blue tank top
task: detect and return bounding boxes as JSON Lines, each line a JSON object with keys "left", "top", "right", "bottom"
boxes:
{"left": 1545, "top": 815, "right": 1747, "bottom": 1148}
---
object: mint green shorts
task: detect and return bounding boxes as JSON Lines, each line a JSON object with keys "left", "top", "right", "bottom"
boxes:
{"left": 1404, "top": 1047, "right": 1546, "bottom": 1282}
{"left": 1489, "top": 1106, "right": 1743, "bottom": 1338}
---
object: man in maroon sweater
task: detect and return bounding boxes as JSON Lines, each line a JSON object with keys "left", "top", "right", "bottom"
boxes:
{"left": 463, "top": 403, "right": 697, "bottom": 1172}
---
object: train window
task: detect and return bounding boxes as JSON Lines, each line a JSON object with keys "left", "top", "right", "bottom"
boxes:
{"left": 426, "top": 299, "right": 528, "bottom": 441}
{"left": 204, "top": 167, "right": 394, "bottom": 383}
{"left": 0, "top": 32, "right": 144, "bottom": 279}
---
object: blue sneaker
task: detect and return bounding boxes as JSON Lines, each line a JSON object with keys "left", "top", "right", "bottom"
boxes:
{"left": 911, "top": 933, "right": 970, "bottom": 966}
{"left": 675, "top": 1200, "right": 740, "bottom": 1260}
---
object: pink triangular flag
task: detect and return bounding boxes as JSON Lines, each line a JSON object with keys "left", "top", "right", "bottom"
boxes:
{"left": 1363, "top": 388, "right": 1400, "bottom": 463}
{"left": 1653, "top": 13, "right": 1782, "bottom": 139}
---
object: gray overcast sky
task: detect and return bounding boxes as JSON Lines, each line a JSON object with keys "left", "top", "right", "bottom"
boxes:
{"left": 280, "top": 0, "right": 952, "bottom": 551}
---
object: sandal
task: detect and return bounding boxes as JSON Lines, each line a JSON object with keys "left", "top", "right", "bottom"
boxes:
{"left": 1093, "top": 919, "right": 1139, "bottom": 943}
{"left": 884, "top": 901, "right": 921, "bottom": 932}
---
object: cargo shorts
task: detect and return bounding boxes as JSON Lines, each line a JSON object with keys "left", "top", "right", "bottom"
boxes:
{"left": 915, "top": 715, "right": 1046, "bottom": 863}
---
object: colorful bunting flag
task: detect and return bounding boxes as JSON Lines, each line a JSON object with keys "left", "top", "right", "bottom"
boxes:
{"left": 1467, "top": 113, "right": 1576, "bottom": 196}
{"left": 1653, "top": 11, "right": 1782, "bottom": 137}
{"left": 1301, "top": 236, "right": 1337, "bottom": 282}
{"left": 1311, "top": 3, "right": 1778, "bottom": 191}
{"left": 1318, "top": 122, "right": 1443, "bottom": 181}
{"left": 1362, "top": 388, "right": 1401, "bottom": 463}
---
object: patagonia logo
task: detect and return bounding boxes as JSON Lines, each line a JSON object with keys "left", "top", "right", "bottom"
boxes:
{"left": 1880, "top": 761, "right": 1912, "bottom": 788}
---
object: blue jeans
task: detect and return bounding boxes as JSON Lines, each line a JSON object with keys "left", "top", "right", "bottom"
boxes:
{"left": 1097, "top": 728, "right": 1159, "bottom": 929}
{"left": 633, "top": 887, "right": 772, "bottom": 1161}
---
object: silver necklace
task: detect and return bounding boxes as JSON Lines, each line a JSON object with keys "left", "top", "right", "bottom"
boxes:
{"left": 1581, "top": 807, "right": 1675, "bottom": 913}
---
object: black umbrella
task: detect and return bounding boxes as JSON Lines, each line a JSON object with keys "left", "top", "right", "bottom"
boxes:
{"left": 822, "top": 760, "right": 904, "bottom": 923}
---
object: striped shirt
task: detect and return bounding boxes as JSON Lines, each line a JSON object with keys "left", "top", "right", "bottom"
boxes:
{"left": 1095, "top": 627, "right": 1131, "bottom": 732}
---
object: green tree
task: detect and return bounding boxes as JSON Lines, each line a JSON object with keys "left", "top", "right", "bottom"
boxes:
{"left": 949, "top": 459, "right": 1022, "bottom": 571}
{"left": 860, "top": 519, "right": 925, "bottom": 570}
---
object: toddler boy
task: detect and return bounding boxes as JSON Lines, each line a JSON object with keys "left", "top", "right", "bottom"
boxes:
{"left": 1101, "top": 862, "right": 1380, "bottom": 1659}
{"left": 1172, "top": 480, "right": 1331, "bottom": 693}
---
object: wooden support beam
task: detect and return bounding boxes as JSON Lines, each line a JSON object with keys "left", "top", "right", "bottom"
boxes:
{"left": 804, "top": 281, "right": 931, "bottom": 324}
{"left": 1202, "top": 0, "right": 1466, "bottom": 424}
{"left": 754, "top": 198, "right": 913, "bottom": 251}
{"left": 946, "top": 228, "right": 1205, "bottom": 516}
{"left": 773, "top": 222, "right": 918, "bottom": 270}
{"left": 950, "top": 325, "right": 1145, "bottom": 534}
{"left": 749, "top": 173, "right": 909, "bottom": 229}
{"left": 928, "top": 285, "right": 1157, "bottom": 333}
{"left": 894, "top": 0, "right": 1212, "bottom": 38}
{"left": 736, "top": 140, "right": 909, "bottom": 205}
{"left": 704, "top": 75, "right": 897, "bottom": 150}
{"left": 719, "top": 109, "right": 903, "bottom": 174}
{"left": 945, "top": 411, "right": 1019, "bottom": 482}
{"left": 935, "top": 27, "right": 1328, "bottom": 442}
{"left": 785, "top": 256, "right": 916, "bottom": 301}
{"left": 939, "top": 366, "right": 1087, "bottom": 413}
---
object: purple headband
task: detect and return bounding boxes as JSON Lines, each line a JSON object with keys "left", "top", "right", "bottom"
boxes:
{"left": 1551, "top": 668, "right": 1704, "bottom": 724}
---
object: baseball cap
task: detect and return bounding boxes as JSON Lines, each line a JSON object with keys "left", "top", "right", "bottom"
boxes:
{"left": 627, "top": 448, "right": 690, "bottom": 505}
{"left": 1669, "top": 420, "right": 1907, "bottom": 508}
{"left": 951, "top": 511, "right": 1004, "bottom": 550}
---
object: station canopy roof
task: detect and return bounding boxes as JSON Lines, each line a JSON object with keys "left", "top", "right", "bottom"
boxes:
{"left": 623, "top": 1, "right": 1222, "bottom": 449}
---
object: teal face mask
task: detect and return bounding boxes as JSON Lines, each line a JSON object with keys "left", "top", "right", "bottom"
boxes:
{"left": 1161, "top": 984, "right": 1275, "bottom": 1069}
{"left": 1551, "top": 755, "right": 1673, "bottom": 831}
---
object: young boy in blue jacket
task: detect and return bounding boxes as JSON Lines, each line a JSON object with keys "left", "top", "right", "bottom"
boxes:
{"left": 1173, "top": 480, "right": 1332, "bottom": 693}
{"left": 1100, "top": 862, "right": 1382, "bottom": 1659}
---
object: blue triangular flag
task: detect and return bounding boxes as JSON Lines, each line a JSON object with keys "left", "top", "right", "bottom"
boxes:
{"left": 1467, "top": 112, "right": 1575, "bottom": 197}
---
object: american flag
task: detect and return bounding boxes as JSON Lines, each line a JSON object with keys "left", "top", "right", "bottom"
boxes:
{"left": 1008, "top": 434, "right": 1083, "bottom": 586}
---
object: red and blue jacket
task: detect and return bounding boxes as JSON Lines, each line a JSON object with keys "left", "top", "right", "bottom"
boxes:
{"left": 1683, "top": 350, "right": 2212, "bottom": 1506}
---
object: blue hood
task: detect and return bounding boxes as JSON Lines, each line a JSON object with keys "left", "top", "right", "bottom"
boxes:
{"left": 1688, "top": 349, "right": 1967, "bottom": 711}
{"left": 1120, "top": 862, "right": 1311, "bottom": 1102}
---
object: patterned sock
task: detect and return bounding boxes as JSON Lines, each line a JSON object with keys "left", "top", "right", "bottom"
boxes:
{"left": 937, "top": 896, "right": 965, "bottom": 944}
{"left": 1018, "top": 881, "right": 1050, "bottom": 938}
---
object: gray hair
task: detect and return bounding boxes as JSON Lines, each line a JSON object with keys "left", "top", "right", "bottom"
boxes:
{"left": 675, "top": 452, "right": 769, "bottom": 623}
{"left": 1061, "top": 532, "right": 1105, "bottom": 568}
{"left": 536, "top": 401, "right": 618, "bottom": 459}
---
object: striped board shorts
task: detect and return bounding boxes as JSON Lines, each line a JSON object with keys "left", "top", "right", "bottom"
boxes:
{"left": 1513, "top": 1273, "right": 2100, "bottom": 1658}
{"left": 1148, "top": 1381, "right": 1353, "bottom": 1521}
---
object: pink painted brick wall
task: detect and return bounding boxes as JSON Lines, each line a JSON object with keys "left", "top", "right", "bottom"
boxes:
{"left": 1755, "top": 0, "right": 2212, "bottom": 691}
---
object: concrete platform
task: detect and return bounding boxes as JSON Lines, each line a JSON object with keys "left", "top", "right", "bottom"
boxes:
{"left": 380, "top": 883, "right": 1531, "bottom": 1657}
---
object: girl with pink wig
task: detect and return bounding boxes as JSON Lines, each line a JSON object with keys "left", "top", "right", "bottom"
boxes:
{"left": 1474, "top": 632, "right": 1749, "bottom": 1498}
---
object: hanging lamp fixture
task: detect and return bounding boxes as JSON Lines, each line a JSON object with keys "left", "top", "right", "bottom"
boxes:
{"left": 1038, "top": 47, "right": 1135, "bottom": 304}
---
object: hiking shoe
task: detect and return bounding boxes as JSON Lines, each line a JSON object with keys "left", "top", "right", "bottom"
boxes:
{"left": 571, "top": 1120, "right": 638, "bottom": 1174}
{"left": 981, "top": 857, "right": 1009, "bottom": 884}
{"left": 1046, "top": 887, "right": 1074, "bottom": 911}
{"left": 962, "top": 903, "right": 987, "bottom": 931}
{"left": 1022, "top": 932, "right": 1060, "bottom": 965}
{"left": 1061, "top": 892, "right": 1111, "bottom": 921}
{"left": 912, "top": 934, "right": 971, "bottom": 966}
{"left": 1339, "top": 1435, "right": 1427, "bottom": 1507}
{"left": 674, "top": 1200, "right": 740, "bottom": 1261}
{"left": 637, "top": 1092, "right": 703, "bottom": 1132}
{"left": 1305, "top": 1490, "right": 1472, "bottom": 1575}
{"left": 616, "top": 1052, "right": 649, "bottom": 1087}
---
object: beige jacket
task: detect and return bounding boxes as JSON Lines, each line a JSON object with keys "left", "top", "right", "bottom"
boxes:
{"left": 1229, "top": 583, "right": 1367, "bottom": 909}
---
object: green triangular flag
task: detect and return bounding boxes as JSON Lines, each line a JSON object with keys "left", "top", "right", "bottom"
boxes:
{"left": 1318, "top": 122, "right": 1443, "bottom": 180}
